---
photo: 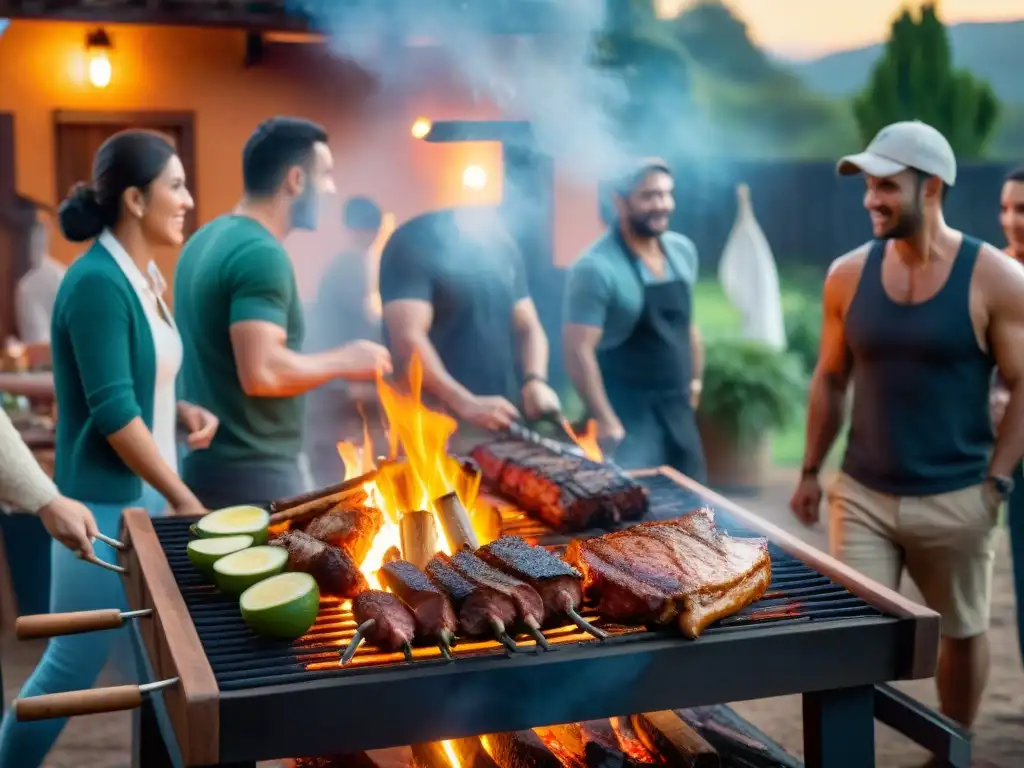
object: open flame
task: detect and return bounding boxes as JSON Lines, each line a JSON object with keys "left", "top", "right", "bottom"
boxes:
{"left": 335, "top": 352, "right": 484, "bottom": 588}
{"left": 560, "top": 417, "right": 603, "bottom": 462}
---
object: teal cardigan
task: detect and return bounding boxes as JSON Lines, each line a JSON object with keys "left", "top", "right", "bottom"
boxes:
{"left": 51, "top": 241, "right": 157, "bottom": 503}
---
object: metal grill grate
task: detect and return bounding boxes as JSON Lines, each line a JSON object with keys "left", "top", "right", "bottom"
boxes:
{"left": 154, "top": 475, "right": 882, "bottom": 692}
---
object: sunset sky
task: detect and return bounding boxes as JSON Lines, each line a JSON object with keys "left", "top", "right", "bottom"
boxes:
{"left": 655, "top": 0, "right": 1024, "bottom": 58}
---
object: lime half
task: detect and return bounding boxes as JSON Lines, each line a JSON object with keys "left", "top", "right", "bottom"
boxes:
{"left": 213, "top": 545, "right": 288, "bottom": 596}
{"left": 187, "top": 534, "right": 254, "bottom": 576}
{"left": 193, "top": 505, "right": 270, "bottom": 545}
{"left": 239, "top": 572, "right": 320, "bottom": 639}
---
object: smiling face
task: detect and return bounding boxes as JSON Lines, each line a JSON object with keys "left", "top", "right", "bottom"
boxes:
{"left": 131, "top": 154, "right": 194, "bottom": 247}
{"left": 1000, "top": 179, "right": 1024, "bottom": 257}
{"left": 862, "top": 169, "right": 937, "bottom": 239}
{"left": 618, "top": 169, "right": 675, "bottom": 238}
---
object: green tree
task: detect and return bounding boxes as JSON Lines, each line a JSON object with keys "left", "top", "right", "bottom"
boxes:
{"left": 852, "top": 3, "right": 999, "bottom": 157}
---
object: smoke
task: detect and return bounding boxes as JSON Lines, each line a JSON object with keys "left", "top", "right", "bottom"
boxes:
{"left": 288, "top": 0, "right": 643, "bottom": 183}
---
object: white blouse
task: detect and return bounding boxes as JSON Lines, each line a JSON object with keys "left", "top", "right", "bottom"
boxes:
{"left": 99, "top": 231, "right": 183, "bottom": 474}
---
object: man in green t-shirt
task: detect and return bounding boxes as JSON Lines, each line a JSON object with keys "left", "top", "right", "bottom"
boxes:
{"left": 174, "top": 117, "right": 391, "bottom": 508}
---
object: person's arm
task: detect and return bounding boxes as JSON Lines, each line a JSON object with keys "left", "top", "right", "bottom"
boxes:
{"left": 799, "top": 256, "right": 858, "bottom": 476}
{"left": 228, "top": 244, "right": 389, "bottom": 398}
{"left": 984, "top": 248, "right": 1024, "bottom": 478}
{"left": 562, "top": 260, "right": 619, "bottom": 430}
{"left": 383, "top": 299, "right": 473, "bottom": 409}
{"left": 0, "top": 407, "right": 59, "bottom": 513}
{"left": 690, "top": 324, "right": 704, "bottom": 407}
{"left": 63, "top": 275, "right": 199, "bottom": 512}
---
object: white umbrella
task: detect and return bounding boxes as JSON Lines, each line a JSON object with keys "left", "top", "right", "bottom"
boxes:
{"left": 717, "top": 183, "right": 786, "bottom": 351}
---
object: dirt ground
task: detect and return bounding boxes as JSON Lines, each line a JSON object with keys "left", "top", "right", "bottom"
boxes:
{"left": 1, "top": 467, "right": 1021, "bottom": 767}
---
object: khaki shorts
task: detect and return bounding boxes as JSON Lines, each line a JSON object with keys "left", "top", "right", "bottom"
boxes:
{"left": 827, "top": 472, "right": 999, "bottom": 639}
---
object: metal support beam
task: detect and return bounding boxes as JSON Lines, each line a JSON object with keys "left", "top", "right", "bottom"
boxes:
{"left": 874, "top": 684, "right": 971, "bottom": 767}
{"left": 803, "top": 685, "right": 876, "bottom": 768}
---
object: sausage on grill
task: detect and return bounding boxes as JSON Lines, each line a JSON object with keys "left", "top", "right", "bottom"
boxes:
{"left": 351, "top": 590, "right": 416, "bottom": 652}
{"left": 378, "top": 559, "right": 457, "bottom": 649}
{"left": 426, "top": 553, "right": 516, "bottom": 640}
{"left": 270, "top": 530, "right": 368, "bottom": 598}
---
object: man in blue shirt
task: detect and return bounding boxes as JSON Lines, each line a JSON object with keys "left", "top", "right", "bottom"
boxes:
{"left": 563, "top": 159, "right": 705, "bottom": 480}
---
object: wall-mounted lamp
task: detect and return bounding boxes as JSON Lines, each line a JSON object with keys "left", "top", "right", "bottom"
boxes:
{"left": 411, "top": 117, "right": 432, "bottom": 140}
{"left": 85, "top": 28, "right": 113, "bottom": 89}
{"left": 462, "top": 164, "right": 487, "bottom": 190}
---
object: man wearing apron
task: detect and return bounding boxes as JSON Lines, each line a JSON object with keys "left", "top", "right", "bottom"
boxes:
{"left": 379, "top": 206, "right": 561, "bottom": 453}
{"left": 563, "top": 159, "right": 706, "bottom": 480}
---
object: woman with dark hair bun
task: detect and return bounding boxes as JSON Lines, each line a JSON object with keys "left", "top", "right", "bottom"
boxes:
{"left": 0, "top": 129, "right": 219, "bottom": 765}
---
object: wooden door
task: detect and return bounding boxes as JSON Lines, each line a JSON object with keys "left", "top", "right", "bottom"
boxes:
{"left": 53, "top": 111, "right": 198, "bottom": 301}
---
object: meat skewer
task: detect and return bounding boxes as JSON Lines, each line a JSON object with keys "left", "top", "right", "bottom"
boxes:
{"left": 426, "top": 552, "right": 520, "bottom": 653}
{"left": 270, "top": 530, "right": 368, "bottom": 598}
{"left": 378, "top": 559, "right": 458, "bottom": 659}
{"left": 341, "top": 590, "right": 416, "bottom": 665}
{"left": 448, "top": 549, "right": 551, "bottom": 651}
{"left": 478, "top": 535, "right": 607, "bottom": 640}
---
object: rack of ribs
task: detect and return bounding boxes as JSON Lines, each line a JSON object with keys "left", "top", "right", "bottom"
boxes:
{"left": 470, "top": 438, "right": 648, "bottom": 532}
{"left": 563, "top": 507, "right": 771, "bottom": 638}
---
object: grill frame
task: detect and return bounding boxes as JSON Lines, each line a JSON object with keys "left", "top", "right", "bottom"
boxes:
{"left": 118, "top": 467, "right": 940, "bottom": 766}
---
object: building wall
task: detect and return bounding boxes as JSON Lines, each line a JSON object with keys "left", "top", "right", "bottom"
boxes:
{"left": 0, "top": 20, "right": 603, "bottom": 300}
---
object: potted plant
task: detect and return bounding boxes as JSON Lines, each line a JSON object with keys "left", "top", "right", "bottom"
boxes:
{"left": 697, "top": 339, "right": 807, "bottom": 494}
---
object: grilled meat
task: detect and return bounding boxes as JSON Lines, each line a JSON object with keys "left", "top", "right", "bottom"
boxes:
{"left": 563, "top": 508, "right": 771, "bottom": 638}
{"left": 478, "top": 535, "right": 583, "bottom": 621}
{"left": 449, "top": 549, "right": 545, "bottom": 628}
{"left": 352, "top": 590, "right": 416, "bottom": 652}
{"left": 426, "top": 552, "right": 516, "bottom": 637}
{"left": 470, "top": 439, "right": 648, "bottom": 532}
{"left": 378, "top": 559, "right": 458, "bottom": 644}
{"left": 303, "top": 504, "right": 383, "bottom": 567}
{"left": 270, "top": 530, "right": 368, "bottom": 598}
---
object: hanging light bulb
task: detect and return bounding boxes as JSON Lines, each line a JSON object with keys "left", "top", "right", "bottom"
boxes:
{"left": 85, "top": 28, "right": 113, "bottom": 89}
{"left": 411, "top": 117, "right": 432, "bottom": 140}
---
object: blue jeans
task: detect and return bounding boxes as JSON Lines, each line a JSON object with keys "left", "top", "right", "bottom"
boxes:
{"left": 0, "top": 485, "right": 166, "bottom": 768}
{"left": 1011, "top": 464, "right": 1024, "bottom": 666}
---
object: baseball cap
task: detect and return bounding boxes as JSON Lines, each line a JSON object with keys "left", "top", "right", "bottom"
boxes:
{"left": 836, "top": 121, "right": 957, "bottom": 186}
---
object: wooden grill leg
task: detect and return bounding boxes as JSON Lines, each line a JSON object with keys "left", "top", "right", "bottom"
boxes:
{"left": 803, "top": 685, "right": 875, "bottom": 768}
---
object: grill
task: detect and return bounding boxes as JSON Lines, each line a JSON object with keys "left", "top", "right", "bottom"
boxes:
{"left": 14, "top": 468, "right": 941, "bottom": 768}
{"left": 163, "top": 474, "right": 885, "bottom": 688}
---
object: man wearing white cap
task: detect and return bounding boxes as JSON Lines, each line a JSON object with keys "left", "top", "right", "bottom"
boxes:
{"left": 789, "top": 120, "right": 1024, "bottom": 729}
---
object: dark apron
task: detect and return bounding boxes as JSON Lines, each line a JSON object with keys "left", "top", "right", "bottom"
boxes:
{"left": 596, "top": 237, "right": 706, "bottom": 482}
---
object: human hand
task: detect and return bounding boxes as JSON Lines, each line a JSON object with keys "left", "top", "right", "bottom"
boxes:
{"left": 521, "top": 379, "right": 561, "bottom": 422}
{"left": 456, "top": 395, "right": 520, "bottom": 431}
{"left": 596, "top": 415, "right": 625, "bottom": 455}
{"left": 789, "top": 475, "right": 823, "bottom": 525}
{"left": 177, "top": 401, "right": 219, "bottom": 450}
{"left": 170, "top": 496, "right": 208, "bottom": 518}
{"left": 337, "top": 341, "right": 392, "bottom": 380}
{"left": 38, "top": 496, "right": 99, "bottom": 559}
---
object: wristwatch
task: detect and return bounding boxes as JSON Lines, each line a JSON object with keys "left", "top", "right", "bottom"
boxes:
{"left": 986, "top": 474, "right": 1015, "bottom": 499}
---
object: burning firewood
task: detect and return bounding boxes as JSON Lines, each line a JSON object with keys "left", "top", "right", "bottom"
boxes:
{"left": 631, "top": 711, "right": 719, "bottom": 768}
{"left": 535, "top": 724, "right": 626, "bottom": 768}
{"left": 411, "top": 737, "right": 496, "bottom": 768}
{"left": 289, "top": 748, "right": 417, "bottom": 768}
{"left": 399, "top": 509, "right": 439, "bottom": 570}
{"left": 268, "top": 470, "right": 376, "bottom": 526}
{"left": 342, "top": 590, "right": 416, "bottom": 665}
{"left": 434, "top": 491, "right": 479, "bottom": 551}
{"left": 677, "top": 706, "right": 801, "bottom": 767}
{"left": 479, "top": 730, "right": 563, "bottom": 768}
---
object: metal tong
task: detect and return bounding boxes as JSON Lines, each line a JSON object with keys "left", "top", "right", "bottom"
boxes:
{"left": 505, "top": 411, "right": 587, "bottom": 458}
{"left": 83, "top": 531, "right": 127, "bottom": 574}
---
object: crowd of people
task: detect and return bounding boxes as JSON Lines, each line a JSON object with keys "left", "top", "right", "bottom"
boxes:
{"left": 0, "top": 115, "right": 1020, "bottom": 765}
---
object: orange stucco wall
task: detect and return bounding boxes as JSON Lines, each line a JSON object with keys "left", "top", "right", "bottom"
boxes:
{"left": 0, "top": 20, "right": 602, "bottom": 300}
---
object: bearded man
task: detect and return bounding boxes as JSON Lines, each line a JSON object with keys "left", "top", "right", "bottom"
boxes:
{"left": 789, "top": 121, "right": 1024, "bottom": 730}
{"left": 563, "top": 159, "right": 705, "bottom": 480}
